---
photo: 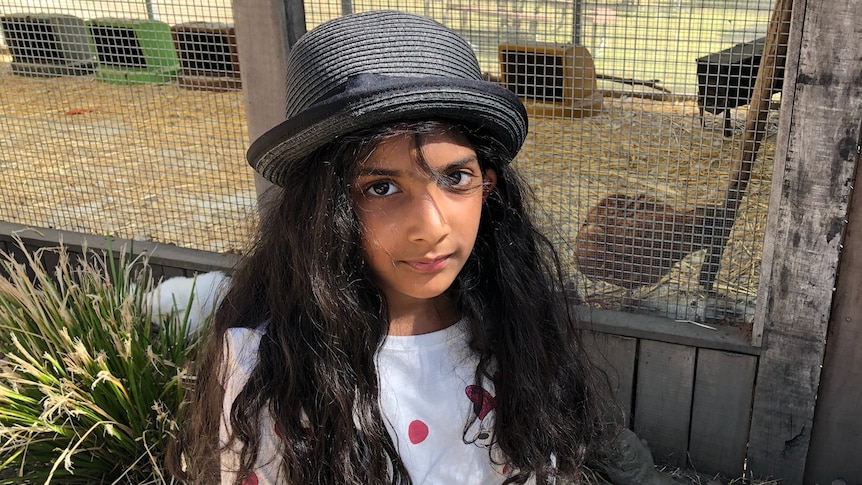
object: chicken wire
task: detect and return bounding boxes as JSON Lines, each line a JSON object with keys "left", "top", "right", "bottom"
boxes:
{"left": 0, "top": 0, "right": 786, "bottom": 331}
{"left": 0, "top": 0, "right": 253, "bottom": 254}
{"left": 305, "top": 0, "right": 783, "bottom": 330}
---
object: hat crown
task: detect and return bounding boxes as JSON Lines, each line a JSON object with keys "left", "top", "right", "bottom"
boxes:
{"left": 248, "top": 10, "right": 527, "bottom": 186}
{"left": 284, "top": 10, "right": 483, "bottom": 118}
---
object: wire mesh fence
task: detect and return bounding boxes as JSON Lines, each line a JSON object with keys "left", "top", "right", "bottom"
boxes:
{"left": 305, "top": 0, "right": 784, "bottom": 333}
{"left": 0, "top": 0, "right": 253, "bottom": 254}
{"left": 0, "top": 0, "right": 786, "bottom": 334}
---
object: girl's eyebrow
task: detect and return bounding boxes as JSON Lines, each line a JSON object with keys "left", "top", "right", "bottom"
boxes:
{"left": 355, "top": 167, "right": 399, "bottom": 177}
{"left": 355, "top": 156, "right": 479, "bottom": 177}
{"left": 437, "top": 156, "right": 480, "bottom": 171}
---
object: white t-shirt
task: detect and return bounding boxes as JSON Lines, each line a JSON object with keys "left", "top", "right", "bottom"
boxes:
{"left": 218, "top": 321, "right": 525, "bottom": 484}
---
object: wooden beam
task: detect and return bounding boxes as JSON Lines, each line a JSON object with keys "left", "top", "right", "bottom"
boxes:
{"left": 0, "top": 222, "right": 239, "bottom": 274}
{"left": 747, "top": 0, "right": 862, "bottom": 482}
{"left": 232, "top": 0, "right": 306, "bottom": 200}
{"left": 804, "top": 125, "right": 862, "bottom": 482}
{"left": 578, "top": 306, "right": 757, "bottom": 356}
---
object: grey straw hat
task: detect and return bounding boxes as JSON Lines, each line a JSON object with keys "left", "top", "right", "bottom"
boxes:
{"left": 247, "top": 10, "right": 529, "bottom": 187}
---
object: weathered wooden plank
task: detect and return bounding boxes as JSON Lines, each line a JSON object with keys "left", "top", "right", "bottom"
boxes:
{"left": 231, "top": 0, "right": 302, "bottom": 198}
{"left": 804, "top": 127, "right": 862, "bottom": 482}
{"left": 0, "top": 222, "right": 239, "bottom": 274}
{"left": 747, "top": 1, "right": 862, "bottom": 483}
{"left": 633, "top": 339, "right": 695, "bottom": 468}
{"left": 155, "top": 264, "right": 188, "bottom": 281}
{"left": 578, "top": 306, "right": 757, "bottom": 356}
{"left": 64, "top": 251, "right": 84, "bottom": 277}
{"left": 15, "top": 243, "right": 40, "bottom": 281}
{"left": 688, "top": 349, "right": 757, "bottom": 477}
{"left": 0, "top": 240, "right": 12, "bottom": 280}
{"left": 581, "top": 331, "right": 636, "bottom": 427}
{"left": 37, "top": 246, "right": 62, "bottom": 279}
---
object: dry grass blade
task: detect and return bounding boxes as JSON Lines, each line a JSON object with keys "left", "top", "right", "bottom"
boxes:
{"left": 0, "top": 236, "right": 205, "bottom": 484}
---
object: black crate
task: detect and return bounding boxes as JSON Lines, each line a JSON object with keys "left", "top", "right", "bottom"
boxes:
{"left": 696, "top": 37, "right": 784, "bottom": 136}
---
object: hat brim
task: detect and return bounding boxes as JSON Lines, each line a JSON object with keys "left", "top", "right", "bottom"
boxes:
{"left": 247, "top": 76, "right": 528, "bottom": 186}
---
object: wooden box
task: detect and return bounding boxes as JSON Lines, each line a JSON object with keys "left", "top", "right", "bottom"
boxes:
{"left": 171, "top": 22, "right": 241, "bottom": 91}
{"left": 499, "top": 43, "right": 602, "bottom": 118}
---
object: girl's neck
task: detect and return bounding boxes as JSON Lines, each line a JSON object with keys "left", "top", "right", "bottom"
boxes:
{"left": 387, "top": 295, "right": 460, "bottom": 336}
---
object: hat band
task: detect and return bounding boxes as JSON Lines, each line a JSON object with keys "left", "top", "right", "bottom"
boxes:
{"left": 248, "top": 74, "right": 526, "bottom": 169}
{"left": 302, "top": 72, "right": 481, "bottom": 117}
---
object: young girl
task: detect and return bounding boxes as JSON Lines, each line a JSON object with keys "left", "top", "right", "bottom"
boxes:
{"left": 168, "top": 10, "right": 608, "bottom": 484}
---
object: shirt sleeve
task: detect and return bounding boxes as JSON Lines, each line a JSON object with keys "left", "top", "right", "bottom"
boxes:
{"left": 219, "top": 327, "right": 282, "bottom": 485}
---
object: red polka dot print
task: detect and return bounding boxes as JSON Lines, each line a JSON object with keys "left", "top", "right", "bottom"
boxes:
{"left": 408, "top": 419, "right": 429, "bottom": 444}
{"left": 241, "top": 472, "right": 258, "bottom": 485}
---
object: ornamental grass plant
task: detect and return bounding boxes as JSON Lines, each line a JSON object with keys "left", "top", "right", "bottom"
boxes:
{"left": 0, "top": 240, "right": 203, "bottom": 484}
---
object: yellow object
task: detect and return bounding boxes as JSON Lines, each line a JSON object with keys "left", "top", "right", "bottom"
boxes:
{"left": 499, "top": 43, "right": 603, "bottom": 118}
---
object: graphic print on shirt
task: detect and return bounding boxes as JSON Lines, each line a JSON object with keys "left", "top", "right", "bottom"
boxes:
{"left": 465, "top": 382, "right": 496, "bottom": 448}
{"left": 408, "top": 419, "right": 430, "bottom": 444}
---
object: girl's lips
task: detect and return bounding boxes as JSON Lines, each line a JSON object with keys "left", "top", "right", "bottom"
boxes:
{"left": 405, "top": 255, "right": 451, "bottom": 273}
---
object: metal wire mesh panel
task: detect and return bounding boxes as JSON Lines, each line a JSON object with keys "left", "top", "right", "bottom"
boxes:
{"left": 304, "top": 0, "right": 784, "bottom": 335}
{"left": 0, "top": 0, "right": 786, "bottom": 336}
{"left": 0, "top": 0, "right": 253, "bottom": 253}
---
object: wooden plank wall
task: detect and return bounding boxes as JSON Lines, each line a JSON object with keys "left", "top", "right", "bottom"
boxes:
{"left": 581, "top": 308, "right": 759, "bottom": 477}
{"left": 747, "top": 0, "right": 862, "bottom": 483}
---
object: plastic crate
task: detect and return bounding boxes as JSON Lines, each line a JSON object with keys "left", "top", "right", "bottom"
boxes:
{"left": 86, "top": 18, "right": 179, "bottom": 84}
{"left": 0, "top": 13, "right": 96, "bottom": 76}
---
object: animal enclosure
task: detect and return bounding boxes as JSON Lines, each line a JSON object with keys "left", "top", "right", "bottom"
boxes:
{"left": 0, "top": 0, "right": 782, "bottom": 338}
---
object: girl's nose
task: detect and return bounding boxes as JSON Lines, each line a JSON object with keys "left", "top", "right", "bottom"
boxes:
{"left": 407, "top": 190, "right": 451, "bottom": 243}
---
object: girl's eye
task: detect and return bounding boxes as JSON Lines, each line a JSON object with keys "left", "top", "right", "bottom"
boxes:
{"left": 365, "top": 181, "right": 399, "bottom": 197}
{"left": 444, "top": 170, "right": 473, "bottom": 187}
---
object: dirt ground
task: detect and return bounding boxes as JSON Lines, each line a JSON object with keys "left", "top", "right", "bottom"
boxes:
{"left": 0, "top": 56, "right": 257, "bottom": 253}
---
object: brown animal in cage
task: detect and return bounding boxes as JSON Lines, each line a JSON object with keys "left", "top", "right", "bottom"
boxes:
{"left": 574, "top": 193, "right": 719, "bottom": 289}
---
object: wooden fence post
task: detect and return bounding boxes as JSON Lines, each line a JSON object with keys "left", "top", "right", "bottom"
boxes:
{"left": 747, "top": 0, "right": 862, "bottom": 482}
{"left": 232, "top": 0, "right": 306, "bottom": 201}
{"left": 804, "top": 120, "right": 862, "bottom": 484}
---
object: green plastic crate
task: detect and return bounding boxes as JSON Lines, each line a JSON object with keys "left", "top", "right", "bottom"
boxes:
{"left": 86, "top": 18, "right": 179, "bottom": 84}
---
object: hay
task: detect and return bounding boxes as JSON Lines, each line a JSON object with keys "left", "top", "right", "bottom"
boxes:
{"left": 0, "top": 57, "right": 255, "bottom": 253}
{"left": 516, "top": 96, "right": 776, "bottom": 325}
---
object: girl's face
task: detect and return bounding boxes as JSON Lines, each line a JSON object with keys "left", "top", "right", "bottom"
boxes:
{"left": 353, "top": 129, "right": 495, "bottom": 335}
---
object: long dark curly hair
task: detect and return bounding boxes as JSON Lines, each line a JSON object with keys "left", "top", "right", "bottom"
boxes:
{"left": 167, "top": 120, "right": 609, "bottom": 484}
